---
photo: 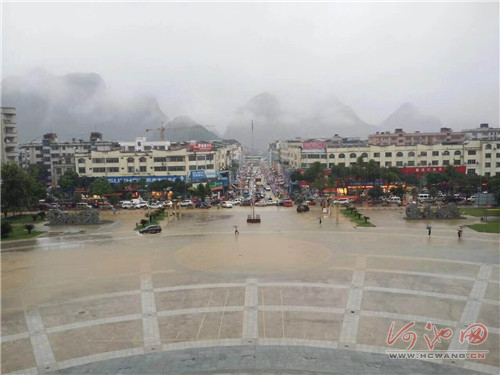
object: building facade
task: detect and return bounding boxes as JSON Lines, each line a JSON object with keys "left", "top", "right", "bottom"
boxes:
{"left": 1, "top": 107, "right": 18, "bottom": 163}
{"left": 273, "top": 138, "right": 500, "bottom": 177}
{"left": 368, "top": 128, "right": 465, "bottom": 146}
{"left": 462, "top": 123, "right": 500, "bottom": 141}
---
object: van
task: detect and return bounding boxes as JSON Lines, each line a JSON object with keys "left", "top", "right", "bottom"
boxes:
{"left": 121, "top": 201, "right": 133, "bottom": 209}
{"left": 418, "top": 194, "right": 432, "bottom": 202}
{"left": 76, "top": 203, "right": 92, "bottom": 209}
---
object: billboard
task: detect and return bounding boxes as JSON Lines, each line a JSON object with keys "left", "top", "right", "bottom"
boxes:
{"left": 189, "top": 143, "right": 213, "bottom": 152}
{"left": 189, "top": 170, "right": 207, "bottom": 180}
{"left": 302, "top": 141, "right": 326, "bottom": 152}
{"left": 105, "top": 176, "right": 186, "bottom": 185}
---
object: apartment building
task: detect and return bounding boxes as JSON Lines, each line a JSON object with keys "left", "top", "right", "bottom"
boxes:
{"left": 75, "top": 140, "right": 242, "bottom": 184}
{"left": 275, "top": 138, "right": 500, "bottom": 177}
{"left": 462, "top": 123, "right": 500, "bottom": 141}
{"left": 368, "top": 128, "right": 465, "bottom": 146}
{"left": 1, "top": 107, "right": 18, "bottom": 163}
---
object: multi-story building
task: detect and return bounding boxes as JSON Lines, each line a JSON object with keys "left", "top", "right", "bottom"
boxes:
{"left": 74, "top": 140, "right": 243, "bottom": 185}
{"left": 274, "top": 137, "right": 500, "bottom": 177}
{"left": 462, "top": 123, "right": 500, "bottom": 141}
{"left": 368, "top": 128, "right": 465, "bottom": 146}
{"left": 19, "top": 132, "right": 118, "bottom": 186}
{"left": 1, "top": 107, "right": 18, "bottom": 163}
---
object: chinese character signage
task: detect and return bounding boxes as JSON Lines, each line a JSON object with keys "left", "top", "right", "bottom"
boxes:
{"left": 189, "top": 143, "right": 213, "bottom": 152}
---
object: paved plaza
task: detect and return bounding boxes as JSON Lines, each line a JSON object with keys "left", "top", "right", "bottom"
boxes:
{"left": 1, "top": 206, "right": 499, "bottom": 374}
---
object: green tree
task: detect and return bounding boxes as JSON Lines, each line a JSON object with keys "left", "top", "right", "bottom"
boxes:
{"left": 1, "top": 163, "right": 37, "bottom": 216}
{"left": 429, "top": 187, "right": 439, "bottom": 198}
{"left": 390, "top": 186, "right": 405, "bottom": 199}
{"left": 59, "top": 170, "right": 79, "bottom": 194}
{"left": 89, "top": 178, "right": 112, "bottom": 196}
{"left": 24, "top": 223, "right": 35, "bottom": 234}
{"left": 1, "top": 221, "right": 13, "bottom": 238}
{"left": 368, "top": 185, "right": 384, "bottom": 199}
{"left": 302, "top": 162, "right": 323, "bottom": 183}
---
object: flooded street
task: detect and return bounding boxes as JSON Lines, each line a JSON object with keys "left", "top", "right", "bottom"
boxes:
{"left": 2, "top": 206, "right": 499, "bottom": 374}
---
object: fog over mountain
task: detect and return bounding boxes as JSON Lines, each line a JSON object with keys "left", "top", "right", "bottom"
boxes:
{"left": 1, "top": 70, "right": 219, "bottom": 142}
{"left": 381, "top": 103, "right": 443, "bottom": 133}
{"left": 224, "top": 92, "right": 377, "bottom": 150}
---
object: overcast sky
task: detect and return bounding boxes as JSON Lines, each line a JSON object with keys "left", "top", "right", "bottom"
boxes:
{"left": 2, "top": 1, "right": 499, "bottom": 132}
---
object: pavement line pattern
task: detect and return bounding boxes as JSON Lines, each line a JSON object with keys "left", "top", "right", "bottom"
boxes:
{"left": 140, "top": 274, "right": 161, "bottom": 351}
{"left": 463, "top": 361, "right": 500, "bottom": 375}
{"left": 156, "top": 306, "right": 243, "bottom": 317}
{"left": 195, "top": 290, "right": 214, "bottom": 340}
{"left": 24, "top": 307, "right": 57, "bottom": 373}
{"left": 217, "top": 289, "right": 230, "bottom": 339}
{"left": 368, "top": 268, "right": 476, "bottom": 281}
{"left": 154, "top": 283, "right": 245, "bottom": 293}
{"left": 258, "top": 282, "right": 350, "bottom": 289}
{"left": 448, "top": 265, "right": 492, "bottom": 356}
{"left": 339, "top": 255, "right": 366, "bottom": 345}
{"left": 46, "top": 314, "right": 142, "bottom": 334}
{"left": 258, "top": 338, "right": 339, "bottom": 349}
{"left": 259, "top": 306, "right": 345, "bottom": 314}
{"left": 2, "top": 332, "right": 30, "bottom": 343}
{"left": 37, "top": 290, "right": 141, "bottom": 307}
{"left": 6, "top": 367, "right": 39, "bottom": 375}
{"left": 361, "top": 310, "right": 458, "bottom": 327}
{"left": 364, "top": 286, "right": 469, "bottom": 301}
{"left": 56, "top": 347, "right": 144, "bottom": 372}
{"left": 242, "top": 278, "right": 258, "bottom": 340}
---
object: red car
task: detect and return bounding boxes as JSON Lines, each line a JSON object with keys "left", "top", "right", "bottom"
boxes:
{"left": 283, "top": 200, "right": 293, "bottom": 207}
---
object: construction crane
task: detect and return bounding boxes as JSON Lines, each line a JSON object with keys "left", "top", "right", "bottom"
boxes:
{"left": 145, "top": 123, "right": 167, "bottom": 141}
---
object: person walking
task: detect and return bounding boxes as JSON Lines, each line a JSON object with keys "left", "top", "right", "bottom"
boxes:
{"left": 426, "top": 225, "right": 432, "bottom": 236}
{"left": 234, "top": 225, "right": 239, "bottom": 235}
{"left": 319, "top": 217, "right": 322, "bottom": 225}
{"left": 458, "top": 226, "right": 463, "bottom": 238}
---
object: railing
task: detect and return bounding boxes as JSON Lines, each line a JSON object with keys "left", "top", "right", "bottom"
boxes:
{"left": 247, "top": 214, "right": 260, "bottom": 220}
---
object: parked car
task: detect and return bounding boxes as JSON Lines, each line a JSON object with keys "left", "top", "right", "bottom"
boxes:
{"left": 332, "top": 198, "right": 350, "bottom": 205}
{"left": 266, "top": 200, "right": 278, "bottom": 206}
{"left": 196, "top": 202, "right": 211, "bottom": 209}
{"left": 139, "top": 225, "right": 162, "bottom": 234}
{"left": 162, "top": 200, "right": 173, "bottom": 208}
{"left": 221, "top": 201, "right": 233, "bottom": 208}
{"left": 99, "top": 203, "right": 113, "bottom": 210}
{"left": 283, "top": 200, "right": 293, "bottom": 207}
{"left": 386, "top": 196, "right": 402, "bottom": 205}
{"left": 121, "top": 201, "right": 134, "bottom": 209}
{"left": 76, "top": 203, "right": 92, "bottom": 209}
{"left": 255, "top": 200, "right": 267, "bottom": 207}
{"left": 180, "top": 200, "right": 193, "bottom": 207}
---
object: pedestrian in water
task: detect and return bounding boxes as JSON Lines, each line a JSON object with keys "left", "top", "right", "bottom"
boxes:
{"left": 234, "top": 225, "right": 239, "bottom": 235}
{"left": 458, "top": 226, "right": 463, "bottom": 238}
{"left": 319, "top": 217, "right": 322, "bottom": 225}
{"left": 426, "top": 225, "right": 432, "bottom": 236}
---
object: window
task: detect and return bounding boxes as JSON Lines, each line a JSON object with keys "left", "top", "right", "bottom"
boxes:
{"left": 350, "top": 162, "right": 356, "bottom": 166}
{"left": 92, "top": 158, "right": 105, "bottom": 163}
{"left": 443, "top": 160, "right": 449, "bottom": 166}
{"left": 328, "top": 163, "right": 335, "bottom": 168}
{"left": 154, "top": 157, "right": 167, "bottom": 163}
{"left": 78, "top": 158, "right": 85, "bottom": 163}
{"left": 139, "top": 166, "right": 147, "bottom": 172}
{"left": 420, "top": 151, "right": 427, "bottom": 156}
{"left": 189, "top": 155, "right": 196, "bottom": 161}
{"left": 189, "top": 165, "right": 197, "bottom": 170}
{"left": 128, "top": 166, "right": 134, "bottom": 172}
{"left": 467, "top": 169, "right": 476, "bottom": 175}
{"left": 432, "top": 151, "right": 439, "bottom": 156}
{"left": 338, "top": 163, "right": 345, "bottom": 167}
{"left": 206, "top": 155, "right": 214, "bottom": 161}
{"left": 467, "top": 150, "right": 476, "bottom": 155}
{"left": 144, "top": 146, "right": 152, "bottom": 151}
{"left": 442, "top": 151, "right": 450, "bottom": 156}
{"left": 497, "top": 162, "right": 500, "bottom": 168}
{"left": 361, "top": 153, "right": 368, "bottom": 158}
{"left": 320, "top": 154, "right": 327, "bottom": 159}
{"left": 94, "top": 167, "right": 105, "bottom": 173}
{"left": 329, "top": 154, "right": 335, "bottom": 158}
{"left": 301, "top": 163, "right": 307, "bottom": 168}
{"left": 139, "top": 157, "right": 147, "bottom": 163}
{"left": 407, "top": 161, "right": 415, "bottom": 166}
{"left": 78, "top": 168, "right": 86, "bottom": 173}
{"left": 154, "top": 166, "right": 167, "bottom": 171}
{"left": 497, "top": 153, "right": 500, "bottom": 158}
{"left": 454, "top": 160, "right": 461, "bottom": 165}
{"left": 127, "top": 157, "right": 134, "bottom": 163}
{"left": 374, "top": 153, "right": 380, "bottom": 158}
{"left": 485, "top": 163, "right": 491, "bottom": 168}
{"left": 408, "top": 151, "right": 415, "bottom": 157}
{"left": 454, "top": 150, "right": 461, "bottom": 156}
{"left": 349, "top": 153, "right": 356, "bottom": 158}
{"left": 206, "top": 164, "right": 214, "bottom": 169}
{"left": 168, "top": 166, "right": 185, "bottom": 171}
{"left": 396, "top": 152, "right": 403, "bottom": 157}
{"left": 396, "top": 161, "right": 403, "bottom": 167}
{"left": 106, "top": 158, "right": 119, "bottom": 163}
{"left": 169, "top": 156, "right": 184, "bottom": 162}
{"left": 485, "top": 153, "right": 491, "bottom": 158}
{"left": 420, "top": 161, "right": 427, "bottom": 166}
{"left": 385, "top": 152, "right": 392, "bottom": 157}
{"left": 339, "top": 153, "right": 345, "bottom": 158}
{"left": 107, "top": 167, "right": 119, "bottom": 173}
{"left": 485, "top": 144, "right": 492, "bottom": 150}
{"left": 432, "top": 160, "right": 439, "bottom": 166}
{"left": 385, "top": 162, "right": 392, "bottom": 167}
{"left": 467, "top": 160, "right": 476, "bottom": 165}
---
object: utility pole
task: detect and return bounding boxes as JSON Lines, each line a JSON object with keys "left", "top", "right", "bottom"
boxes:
{"left": 251, "top": 120, "right": 254, "bottom": 156}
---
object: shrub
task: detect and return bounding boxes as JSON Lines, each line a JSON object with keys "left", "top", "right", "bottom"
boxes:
{"left": 140, "top": 219, "right": 148, "bottom": 228}
{"left": 24, "top": 223, "right": 35, "bottom": 234}
{"left": 1, "top": 221, "right": 12, "bottom": 238}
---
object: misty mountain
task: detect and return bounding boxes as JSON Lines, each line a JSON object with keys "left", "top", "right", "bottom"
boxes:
{"left": 380, "top": 102, "right": 442, "bottom": 133}
{"left": 1, "top": 70, "right": 218, "bottom": 143}
{"left": 224, "top": 92, "right": 376, "bottom": 151}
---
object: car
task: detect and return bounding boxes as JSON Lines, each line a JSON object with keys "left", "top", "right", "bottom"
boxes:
{"left": 99, "top": 203, "right": 113, "bottom": 210}
{"left": 139, "top": 225, "right": 162, "bottom": 234}
{"left": 221, "top": 201, "right": 233, "bottom": 208}
{"left": 467, "top": 196, "right": 476, "bottom": 202}
{"left": 76, "top": 203, "right": 92, "bottom": 209}
{"left": 266, "top": 200, "right": 278, "bottom": 206}
{"left": 283, "top": 200, "right": 293, "bottom": 207}
{"left": 147, "top": 203, "right": 162, "bottom": 209}
{"left": 121, "top": 201, "right": 134, "bottom": 209}
{"left": 196, "top": 202, "right": 211, "bottom": 209}
{"left": 332, "top": 198, "right": 350, "bottom": 205}
{"left": 255, "top": 200, "right": 267, "bottom": 207}
{"left": 162, "top": 200, "right": 173, "bottom": 208}
{"left": 241, "top": 200, "right": 252, "bottom": 206}
{"left": 386, "top": 196, "right": 402, "bottom": 205}
{"left": 180, "top": 200, "right": 193, "bottom": 207}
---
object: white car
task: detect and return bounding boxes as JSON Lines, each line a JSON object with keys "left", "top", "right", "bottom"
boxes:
{"left": 266, "top": 200, "right": 277, "bottom": 206}
{"left": 162, "top": 200, "right": 173, "bottom": 208}
{"left": 147, "top": 203, "right": 162, "bottom": 209}
{"left": 332, "top": 198, "right": 350, "bottom": 205}
{"left": 121, "top": 201, "right": 134, "bottom": 209}
{"left": 255, "top": 200, "right": 267, "bottom": 207}
{"left": 180, "top": 200, "right": 193, "bottom": 207}
{"left": 221, "top": 201, "right": 233, "bottom": 208}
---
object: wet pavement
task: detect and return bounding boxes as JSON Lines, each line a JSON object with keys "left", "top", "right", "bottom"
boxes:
{"left": 1, "top": 206, "right": 499, "bottom": 374}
